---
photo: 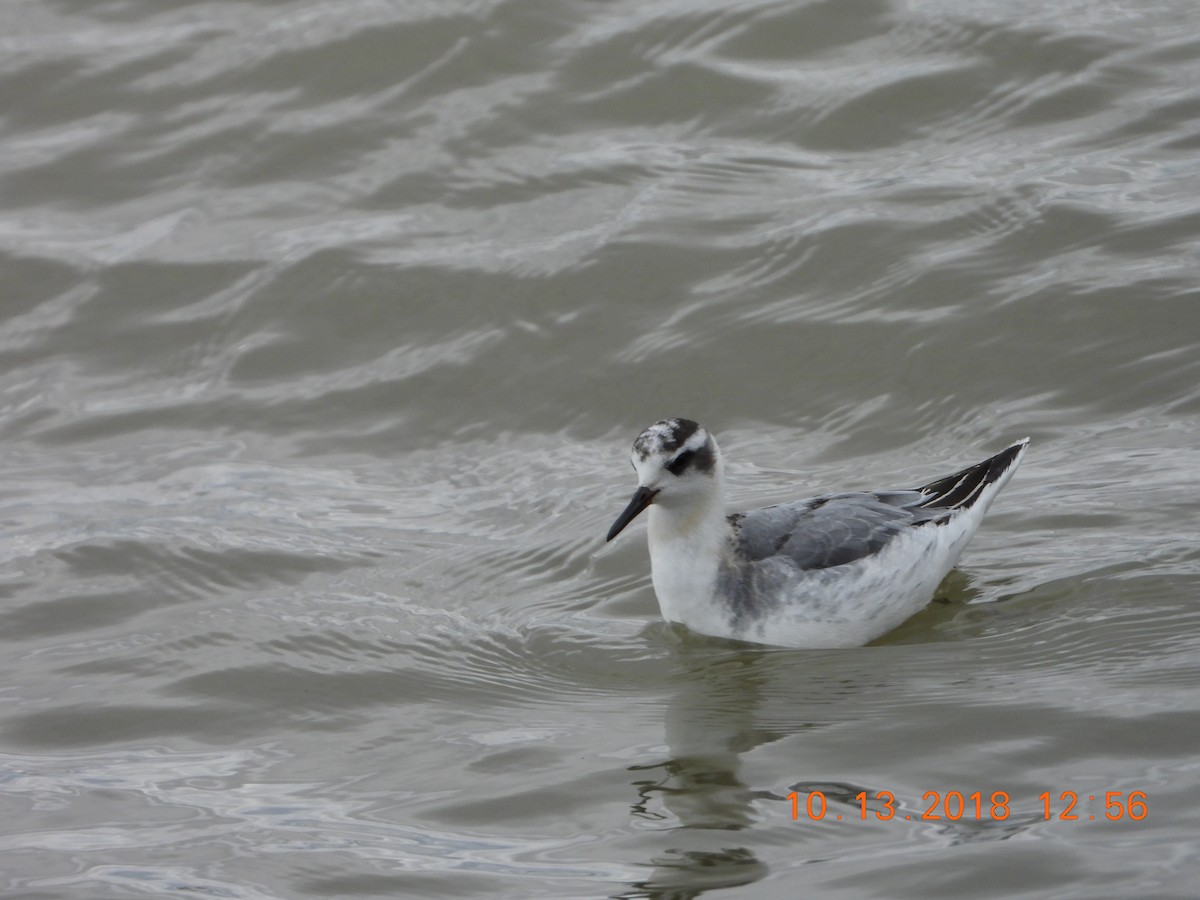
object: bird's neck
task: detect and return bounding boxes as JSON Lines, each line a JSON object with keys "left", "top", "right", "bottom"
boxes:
{"left": 645, "top": 481, "right": 730, "bottom": 624}
{"left": 647, "top": 491, "right": 728, "bottom": 546}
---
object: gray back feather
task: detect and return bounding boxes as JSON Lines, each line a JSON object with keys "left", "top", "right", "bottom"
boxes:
{"left": 730, "top": 491, "right": 940, "bottom": 571}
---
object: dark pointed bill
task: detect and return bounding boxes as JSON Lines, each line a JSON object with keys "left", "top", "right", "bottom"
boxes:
{"left": 606, "top": 485, "right": 658, "bottom": 542}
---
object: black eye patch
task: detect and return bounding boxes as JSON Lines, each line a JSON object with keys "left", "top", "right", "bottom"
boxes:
{"left": 666, "top": 449, "right": 694, "bottom": 476}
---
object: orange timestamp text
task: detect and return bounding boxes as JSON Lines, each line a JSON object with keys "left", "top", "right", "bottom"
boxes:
{"left": 788, "top": 789, "right": 1148, "bottom": 822}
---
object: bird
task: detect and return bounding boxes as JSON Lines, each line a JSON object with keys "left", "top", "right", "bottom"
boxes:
{"left": 605, "top": 418, "right": 1028, "bottom": 648}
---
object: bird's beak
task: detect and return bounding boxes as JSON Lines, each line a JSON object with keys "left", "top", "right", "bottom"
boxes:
{"left": 606, "top": 485, "right": 658, "bottom": 542}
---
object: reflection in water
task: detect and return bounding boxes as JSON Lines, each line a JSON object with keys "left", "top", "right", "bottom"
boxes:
{"left": 616, "top": 847, "right": 767, "bottom": 900}
{"left": 619, "top": 646, "right": 808, "bottom": 896}
{"left": 615, "top": 631, "right": 1050, "bottom": 897}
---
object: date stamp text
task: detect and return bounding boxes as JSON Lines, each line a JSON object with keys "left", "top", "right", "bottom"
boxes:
{"left": 788, "top": 789, "right": 1149, "bottom": 823}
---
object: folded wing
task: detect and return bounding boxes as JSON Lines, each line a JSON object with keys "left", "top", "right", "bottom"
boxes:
{"left": 730, "top": 491, "right": 935, "bottom": 570}
{"left": 730, "top": 439, "right": 1028, "bottom": 571}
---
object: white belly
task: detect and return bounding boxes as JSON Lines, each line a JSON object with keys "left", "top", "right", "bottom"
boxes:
{"left": 651, "top": 512, "right": 980, "bottom": 649}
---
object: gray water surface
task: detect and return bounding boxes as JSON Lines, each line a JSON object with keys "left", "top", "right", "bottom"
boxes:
{"left": 2, "top": 1, "right": 1199, "bottom": 897}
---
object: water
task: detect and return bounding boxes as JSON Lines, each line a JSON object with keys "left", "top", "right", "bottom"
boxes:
{"left": 2, "top": 0, "right": 1199, "bottom": 897}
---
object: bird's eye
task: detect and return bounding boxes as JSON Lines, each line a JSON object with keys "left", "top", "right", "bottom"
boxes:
{"left": 666, "top": 449, "right": 694, "bottom": 476}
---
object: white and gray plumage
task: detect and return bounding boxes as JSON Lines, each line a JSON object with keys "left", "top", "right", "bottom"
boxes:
{"left": 606, "top": 418, "right": 1029, "bottom": 648}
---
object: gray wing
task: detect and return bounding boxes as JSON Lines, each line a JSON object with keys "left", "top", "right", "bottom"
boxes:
{"left": 729, "top": 491, "right": 943, "bottom": 570}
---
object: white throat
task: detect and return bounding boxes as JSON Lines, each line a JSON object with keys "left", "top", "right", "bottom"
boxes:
{"left": 644, "top": 475, "right": 730, "bottom": 625}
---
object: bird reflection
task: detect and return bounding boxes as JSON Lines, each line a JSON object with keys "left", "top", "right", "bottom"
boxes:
{"left": 615, "top": 639, "right": 833, "bottom": 898}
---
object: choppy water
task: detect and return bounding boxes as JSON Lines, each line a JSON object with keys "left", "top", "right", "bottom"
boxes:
{"left": 2, "top": 1, "right": 1199, "bottom": 897}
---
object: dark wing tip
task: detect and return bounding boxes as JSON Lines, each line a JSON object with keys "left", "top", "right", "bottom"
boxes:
{"left": 914, "top": 438, "right": 1028, "bottom": 512}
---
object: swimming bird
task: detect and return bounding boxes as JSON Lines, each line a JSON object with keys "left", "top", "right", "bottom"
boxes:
{"left": 606, "top": 419, "right": 1028, "bottom": 648}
